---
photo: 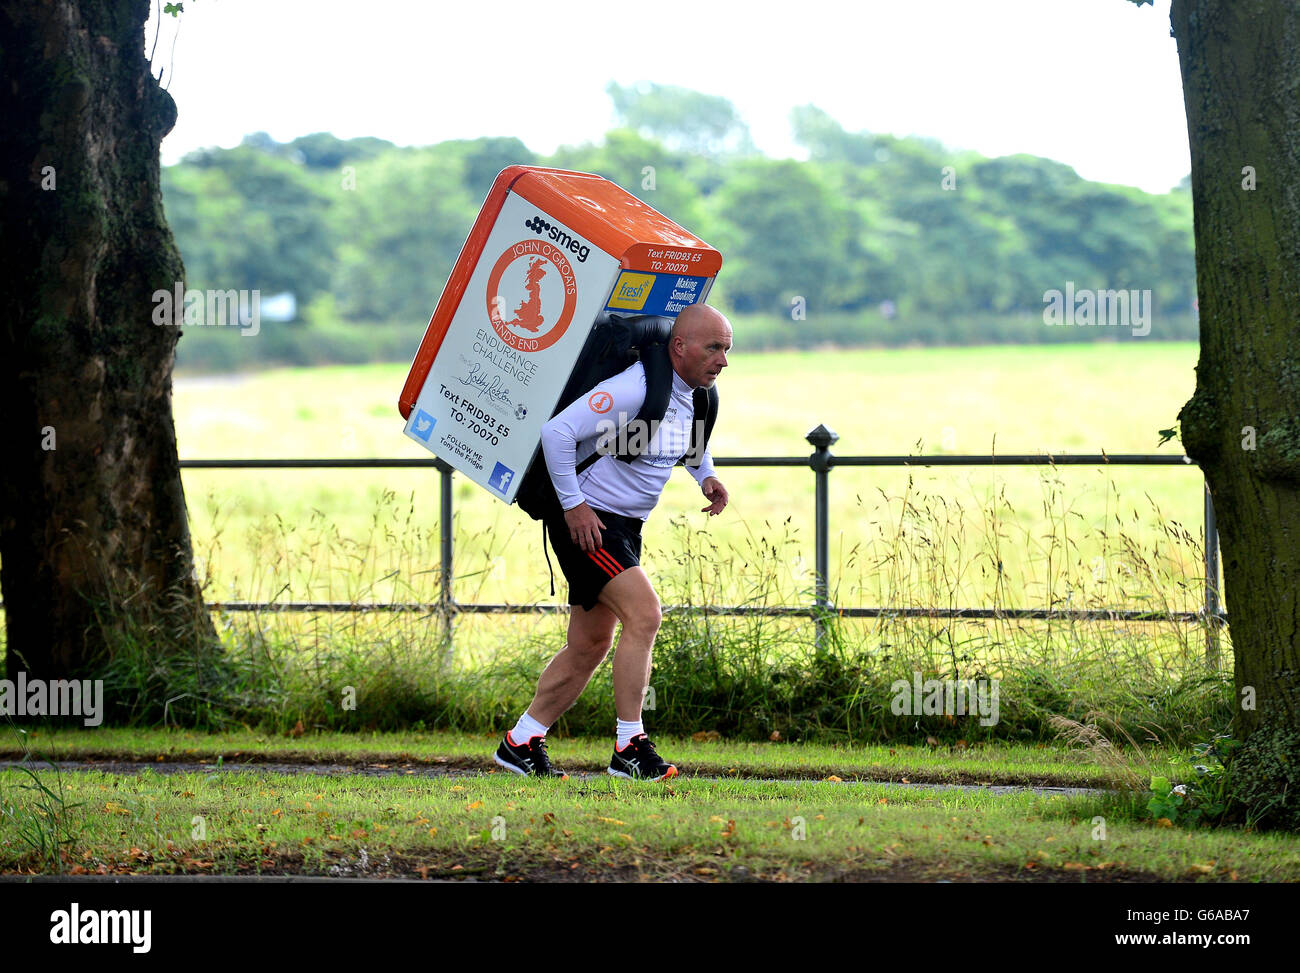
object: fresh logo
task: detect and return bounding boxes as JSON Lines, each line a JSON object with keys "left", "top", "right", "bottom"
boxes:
{"left": 524, "top": 215, "right": 591, "bottom": 264}
{"left": 607, "top": 271, "right": 655, "bottom": 311}
{"left": 489, "top": 462, "right": 516, "bottom": 495}
{"left": 410, "top": 409, "right": 436, "bottom": 443}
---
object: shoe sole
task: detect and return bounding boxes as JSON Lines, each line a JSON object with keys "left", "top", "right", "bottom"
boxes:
{"left": 493, "top": 752, "right": 529, "bottom": 776}
{"left": 608, "top": 765, "right": 678, "bottom": 782}
{"left": 493, "top": 751, "right": 568, "bottom": 780}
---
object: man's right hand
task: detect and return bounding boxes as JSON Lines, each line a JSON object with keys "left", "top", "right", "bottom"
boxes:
{"left": 564, "top": 502, "right": 606, "bottom": 552}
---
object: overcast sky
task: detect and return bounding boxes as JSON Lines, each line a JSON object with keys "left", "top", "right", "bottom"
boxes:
{"left": 152, "top": 0, "right": 1190, "bottom": 194}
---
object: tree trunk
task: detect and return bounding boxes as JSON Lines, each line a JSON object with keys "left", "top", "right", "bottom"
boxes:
{"left": 1172, "top": 0, "right": 1300, "bottom": 827}
{"left": 0, "top": 0, "right": 215, "bottom": 691}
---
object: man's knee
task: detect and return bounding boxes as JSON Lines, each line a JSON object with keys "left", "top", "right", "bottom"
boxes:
{"left": 623, "top": 597, "right": 662, "bottom": 639}
{"left": 571, "top": 628, "right": 615, "bottom": 664}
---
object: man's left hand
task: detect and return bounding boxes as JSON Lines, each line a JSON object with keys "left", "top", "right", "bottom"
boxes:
{"left": 701, "top": 476, "right": 729, "bottom": 516}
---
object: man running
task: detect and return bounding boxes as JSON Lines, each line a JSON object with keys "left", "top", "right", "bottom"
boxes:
{"left": 494, "top": 303, "right": 733, "bottom": 781}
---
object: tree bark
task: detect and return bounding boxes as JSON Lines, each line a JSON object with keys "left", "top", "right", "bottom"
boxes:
{"left": 1172, "top": 0, "right": 1300, "bottom": 827}
{"left": 0, "top": 0, "right": 215, "bottom": 686}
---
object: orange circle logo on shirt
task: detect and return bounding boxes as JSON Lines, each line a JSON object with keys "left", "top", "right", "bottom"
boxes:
{"left": 485, "top": 240, "right": 578, "bottom": 353}
{"left": 588, "top": 390, "right": 613, "bottom": 413}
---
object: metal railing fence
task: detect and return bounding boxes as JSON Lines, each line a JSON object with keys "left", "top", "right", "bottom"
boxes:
{"left": 181, "top": 426, "right": 1227, "bottom": 666}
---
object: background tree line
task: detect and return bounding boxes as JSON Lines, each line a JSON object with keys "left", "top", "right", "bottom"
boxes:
{"left": 163, "top": 84, "right": 1196, "bottom": 371}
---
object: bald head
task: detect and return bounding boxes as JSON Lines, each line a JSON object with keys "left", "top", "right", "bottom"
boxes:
{"left": 668, "top": 304, "right": 732, "bottom": 389}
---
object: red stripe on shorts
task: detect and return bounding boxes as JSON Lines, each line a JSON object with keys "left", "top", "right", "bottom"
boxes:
{"left": 588, "top": 548, "right": 623, "bottom": 578}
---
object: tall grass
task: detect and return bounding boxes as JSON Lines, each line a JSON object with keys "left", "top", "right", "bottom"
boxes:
{"left": 76, "top": 461, "right": 1230, "bottom": 746}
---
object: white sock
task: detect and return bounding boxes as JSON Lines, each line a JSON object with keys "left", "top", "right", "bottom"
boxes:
{"left": 616, "top": 718, "right": 644, "bottom": 750}
{"left": 509, "top": 711, "right": 549, "bottom": 746}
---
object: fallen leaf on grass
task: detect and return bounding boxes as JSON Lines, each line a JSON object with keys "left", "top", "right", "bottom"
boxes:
{"left": 351, "top": 829, "right": 368, "bottom": 839}
{"left": 596, "top": 816, "right": 626, "bottom": 825}
{"left": 825, "top": 775, "right": 842, "bottom": 783}
{"left": 466, "top": 800, "right": 483, "bottom": 810}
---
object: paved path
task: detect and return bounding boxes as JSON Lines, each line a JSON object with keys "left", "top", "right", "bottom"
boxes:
{"left": 0, "top": 759, "right": 1109, "bottom": 797}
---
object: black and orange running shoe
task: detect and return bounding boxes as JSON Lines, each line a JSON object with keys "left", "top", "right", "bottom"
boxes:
{"left": 608, "top": 733, "right": 678, "bottom": 781}
{"left": 493, "top": 732, "right": 568, "bottom": 778}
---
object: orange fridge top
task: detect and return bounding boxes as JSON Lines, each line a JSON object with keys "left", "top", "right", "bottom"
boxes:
{"left": 399, "top": 165, "right": 720, "bottom": 419}
{"left": 511, "top": 167, "right": 722, "bottom": 276}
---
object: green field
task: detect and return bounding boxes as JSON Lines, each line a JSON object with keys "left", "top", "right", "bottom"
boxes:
{"left": 174, "top": 342, "right": 1211, "bottom": 615}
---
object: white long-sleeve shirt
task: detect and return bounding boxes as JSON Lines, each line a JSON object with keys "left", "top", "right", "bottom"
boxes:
{"left": 540, "top": 360, "right": 717, "bottom": 520}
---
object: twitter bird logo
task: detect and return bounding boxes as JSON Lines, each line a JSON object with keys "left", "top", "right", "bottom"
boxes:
{"left": 412, "top": 409, "right": 436, "bottom": 443}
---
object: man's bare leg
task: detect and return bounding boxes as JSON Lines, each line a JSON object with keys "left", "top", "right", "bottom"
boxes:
{"left": 524, "top": 601, "right": 618, "bottom": 727}
{"left": 595, "top": 567, "right": 662, "bottom": 721}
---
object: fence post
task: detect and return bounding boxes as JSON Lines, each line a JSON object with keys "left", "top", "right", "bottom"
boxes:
{"left": 1203, "top": 480, "right": 1221, "bottom": 669}
{"left": 806, "top": 424, "right": 839, "bottom": 647}
{"left": 439, "top": 460, "right": 455, "bottom": 656}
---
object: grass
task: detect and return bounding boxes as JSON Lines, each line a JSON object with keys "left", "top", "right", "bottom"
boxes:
{"left": 5, "top": 763, "right": 1297, "bottom": 881}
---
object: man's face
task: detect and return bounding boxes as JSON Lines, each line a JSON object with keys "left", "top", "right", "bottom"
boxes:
{"left": 673, "top": 318, "right": 733, "bottom": 389}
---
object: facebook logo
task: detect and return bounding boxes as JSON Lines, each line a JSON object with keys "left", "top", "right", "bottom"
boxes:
{"left": 410, "top": 409, "right": 436, "bottom": 443}
{"left": 489, "top": 462, "right": 515, "bottom": 495}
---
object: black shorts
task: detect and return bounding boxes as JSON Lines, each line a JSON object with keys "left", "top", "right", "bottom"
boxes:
{"left": 544, "top": 507, "right": 643, "bottom": 611}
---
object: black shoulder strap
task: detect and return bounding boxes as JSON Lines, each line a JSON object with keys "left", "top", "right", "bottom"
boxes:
{"left": 615, "top": 342, "right": 672, "bottom": 464}
{"left": 683, "top": 384, "right": 719, "bottom": 468}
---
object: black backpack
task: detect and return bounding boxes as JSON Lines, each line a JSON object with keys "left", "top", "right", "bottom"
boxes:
{"left": 514, "top": 313, "right": 719, "bottom": 521}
